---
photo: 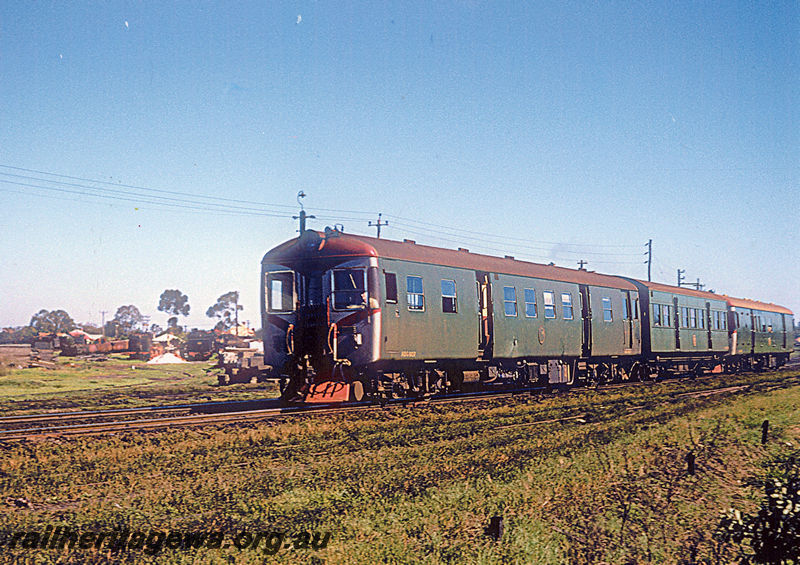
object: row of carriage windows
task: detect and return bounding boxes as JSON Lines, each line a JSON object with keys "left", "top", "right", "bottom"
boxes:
{"left": 503, "top": 288, "right": 576, "bottom": 320}
{"left": 652, "top": 303, "right": 729, "bottom": 331}
{"left": 388, "top": 272, "right": 631, "bottom": 323}
{"left": 270, "top": 271, "right": 781, "bottom": 333}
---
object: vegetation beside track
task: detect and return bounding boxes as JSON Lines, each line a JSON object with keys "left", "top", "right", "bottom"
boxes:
{"left": 0, "top": 357, "right": 279, "bottom": 415}
{"left": 0, "top": 369, "right": 798, "bottom": 564}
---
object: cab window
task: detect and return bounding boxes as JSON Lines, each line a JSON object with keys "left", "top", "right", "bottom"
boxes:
{"left": 267, "top": 271, "right": 295, "bottom": 312}
{"left": 332, "top": 268, "right": 366, "bottom": 310}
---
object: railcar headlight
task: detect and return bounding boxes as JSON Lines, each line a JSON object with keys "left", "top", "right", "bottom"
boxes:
{"left": 354, "top": 333, "right": 363, "bottom": 346}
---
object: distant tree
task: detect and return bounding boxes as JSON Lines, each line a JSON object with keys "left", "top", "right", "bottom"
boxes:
{"left": 29, "top": 309, "right": 76, "bottom": 333}
{"left": 79, "top": 323, "right": 103, "bottom": 334}
{"left": 158, "top": 289, "right": 190, "bottom": 328}
{"left": 206, "top": 291, "right": 242, "bottom": 331}
{"left": 0, "top": 326, "right": 38, "bottom": 345}
{"left": 112, "top": 305, "right": 145, "bottom": 336}
{"left": 150, "top": 323, "right": 163, "bottom": 335}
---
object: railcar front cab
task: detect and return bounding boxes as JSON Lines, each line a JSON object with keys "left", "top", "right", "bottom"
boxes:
{"left": 261, "top": 232, "right": 381, "bottom": 403}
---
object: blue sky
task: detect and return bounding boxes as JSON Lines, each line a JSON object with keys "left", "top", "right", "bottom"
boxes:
{"left": 1, "top": 2, "right": 797, "bottom": 329}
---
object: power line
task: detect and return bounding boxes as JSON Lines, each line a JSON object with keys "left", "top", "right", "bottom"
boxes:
{"left": 1, "top": 163, "right": 652, "bottom": 262}
{"left": 384, "top": 213, "right": 642, "bottom": 249}
{"left": 0, "top": 164, "right": 378, "bottom": 217}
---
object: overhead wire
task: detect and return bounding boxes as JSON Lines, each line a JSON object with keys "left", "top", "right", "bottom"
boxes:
{"left": 1, "top": 163, "right": 649, "bottom": 267}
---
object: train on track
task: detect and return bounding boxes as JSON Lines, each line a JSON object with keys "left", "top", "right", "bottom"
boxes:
{"left": 225, "top": 229, "right": 793, "bottom": 403}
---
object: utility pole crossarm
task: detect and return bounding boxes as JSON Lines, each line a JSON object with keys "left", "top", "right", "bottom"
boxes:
{"left": 369, "top": 213, "right": 388, "bottom": 238}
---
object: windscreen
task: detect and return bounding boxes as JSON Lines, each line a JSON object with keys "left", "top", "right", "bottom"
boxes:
{"left": 332, "top": 268, "right": 366, "bottom": 310}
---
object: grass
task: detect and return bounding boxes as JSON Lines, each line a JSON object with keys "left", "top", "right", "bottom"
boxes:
{"left": 0, "top": 356, "right": 279, "bottom": 414}
{"left": 0, "top": 369, "right": 798, "bottom": 563}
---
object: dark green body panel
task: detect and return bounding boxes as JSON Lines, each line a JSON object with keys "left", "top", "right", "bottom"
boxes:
{"left": 587, "top": 287, "right": 642, "bottom": 357}
{"left": 648, "top": 290, "right": 729, "bottom": 355}
{"left": 491, "top": 275, "right": 582, "bottom": 358}
{"left": 379, "top": 259, "right": 478, "bottom": 361}
{"left": 733, "top": 308, "right": 793, "bottom": 356}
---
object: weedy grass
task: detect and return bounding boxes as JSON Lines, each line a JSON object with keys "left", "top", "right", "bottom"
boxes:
{"left": 0, "top": 357, "right": 279, "bottom": 414}
{"left": 0, "top": 369, "right": 798, "bottom": 564}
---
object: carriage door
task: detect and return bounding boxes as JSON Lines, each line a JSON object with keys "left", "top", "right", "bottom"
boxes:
{"left": 706, "top": 302, "right": 713, "bottom": 349}
{"left": 579, "top": 285, "right": 592, "bottom": 357}
{"left": 622, "top": 291, "right": 633, "bottom": 350}
{"left": 476, "top": 272, "right": 493, "bottom": 358}
{"left": 673, "top": 297, "right": 681, "bottom": 349}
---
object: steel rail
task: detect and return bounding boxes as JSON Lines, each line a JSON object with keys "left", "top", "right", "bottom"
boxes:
{"left": 1, "top": 371, "right": 796, "bottom": 442}
{"left": 0, "top": 397, "right": 283, "bottom": 425}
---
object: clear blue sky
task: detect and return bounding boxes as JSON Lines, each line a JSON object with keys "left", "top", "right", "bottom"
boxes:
{"left": 1, "top": 2, "right": 797, "bottom": 330}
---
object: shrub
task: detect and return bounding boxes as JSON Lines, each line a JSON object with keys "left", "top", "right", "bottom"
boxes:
{"left": 716, "top": 456, "right": 800, "bottom": 564}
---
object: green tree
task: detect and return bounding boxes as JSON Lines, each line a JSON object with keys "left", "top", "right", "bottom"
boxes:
{"left": 158, "top": 289, "right": 190, "bottom": 328}
{"left": 29, "top": 309, "right": 76, "bottom": 333}
{"left": 205, "top": 291, "right": 242, "bottom": 331}
{"left": 112, "top": 305, "right": 145, "bottom": 336}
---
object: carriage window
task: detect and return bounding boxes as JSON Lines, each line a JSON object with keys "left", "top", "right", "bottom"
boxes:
{"left": 503, "top": 286, "right": 517, "bottom": 316}
{"left": 664, "top": 305, "right": 673, "bottom": 326}
{"left": 544, "top": 291, "right": 556, "bottom": 319}
{"left": 267, "top": 271, "right": 295, "bottom": 312}
{"left": 407, "top": 276, "right": 425, "bottom": 311}
{"left": 633, "top": 298, "right": 639, "bottom": 319}
{"left": 652, "top": 304, "right": 662, "bottom": 326}
{"left": 524, "top": 288, "right": 537, "bottom": 317}
{"left": 602, "top": 297, "right": 613, "bottom": 322}
{"left": 561, "top": 293, "right": 574, "bottom": 320}
{"left": 622, "top": 297, "right": 630, "bottom": 320}
{"left": 384, "top": 272, "right": 398, "bottom": 303}
{"left": 681, "top": 307, "right": 689, "bottom": 328}
{"left": 441, "top": 279, "right": 457, "bottom": 313}
{"left": 332, "top": 268, "right": 366, "bottom": 310}
{"left": 689, "top": 308, "right": 697, "bottom": 328}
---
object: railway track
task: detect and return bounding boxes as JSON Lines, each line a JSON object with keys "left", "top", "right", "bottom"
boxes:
{"left": 1, "top": 370, "right": 797, "bottom": 442}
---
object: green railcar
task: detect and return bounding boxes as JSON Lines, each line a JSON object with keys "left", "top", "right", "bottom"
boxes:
{"left": 727, "top": 297, "right": 793, "bottom": 370}
{"left": 256, "top": 230, "right": 793, "bottom": 402}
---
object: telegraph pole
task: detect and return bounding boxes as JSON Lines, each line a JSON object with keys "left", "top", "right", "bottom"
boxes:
{"left": 369, "top": 213, "right": 388, "bottom": 238}
{"left": 577, "top": 259, "right": 588, "bottom": 270}
{"left": 100, "top": 310, "right": 107, "bottom": 337}
{"left": 677, "top": 269, "right": 685, "bottom": 287}
{"left": 685, "top": 278, "right": 705, "bottom": 291}
{"left": 644, "top": 239, "right": 652, "bottom": 282}
{"left": 293, "top": 191, "right": 315, "bottom": 233}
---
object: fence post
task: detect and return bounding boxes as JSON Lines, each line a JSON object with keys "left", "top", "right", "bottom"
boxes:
{"left": 685, "top": 451, "right": 696, "bottom": 476}
{"left": 486, "top": 516, "right": 504, "bottom": 541}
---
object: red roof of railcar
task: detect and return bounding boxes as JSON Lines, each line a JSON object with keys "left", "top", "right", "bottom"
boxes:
{"left": 725, "top": 296, "right": 793, "bottom": 315}
{"left": 633, "top": 281, "right": 792, "bottom": 315}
